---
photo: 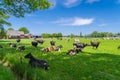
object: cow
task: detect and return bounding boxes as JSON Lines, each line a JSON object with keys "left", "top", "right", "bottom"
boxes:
{"left": 74, "top": 39, "right": 79, "bottom": 43}
{"left": 16, "top": 38, "right": 21, "bottom": 43}
{"left": 41, "top": 46, "right": 55, "bottom": 52}
{"left": 36, "top": 40, "right": 45, "bottom": 44}
{"left": 31, "top": 41, "right": 38, "bottom": 47}
{"left": 16, "top": 46, "right": 25, "bottom": 51}
{"left": 0, "top": 45, "right": 3, "bottom": 48}
{"left": 66, "top": 48, "right": 82, "bottom": 55}
{"left": 50, "top": 41, "right": 55, "bottom": 46}
{"left": 90, "top": 41, "right": 100, "bottom": 49}
{"left": 9, "top": 43, "right": 17, "bottom": 48}
{"left": 25, "top": 53, "right": 49, "bottom": 70}
{"left": 54, "top": 45, "right": 63, "bottom": 51}
{"left": 73, "top": 43, "right": 88, "bottom": 49}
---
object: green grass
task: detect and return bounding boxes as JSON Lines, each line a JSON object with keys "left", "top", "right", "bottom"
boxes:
{"left": 0, "top": 38, "right": 120, "bottom": 80}
{"left": 0, "top": 64, "right": 16, "bottom": 80}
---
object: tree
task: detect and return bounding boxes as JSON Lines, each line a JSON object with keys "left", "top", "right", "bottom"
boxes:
{"left": 107, "top": 32, "right": 114, "bottom": 37}
{"left": 69, "top": 34, "right": 75, "bottom": 38}
{"left": 116, "top": 32, "right": 120, "bottom": 36}
{"left": 89, "top": 31, "right": 99, "bottom": 37}
{"left": 18, "top": 27, "right": 29, "bottom": 34}
{"left": 0, "top": 14, "right": 11, "bottom": 27}
{"left": 41, "top": 33, "right": 63, "bottom": 38}
{"left": 0, "top": 26, "right": 6, "bottom": 38}
{"left": 0, "top": 0, "right": 52, "bottom": 27}
{"left": 7, "top": 27, "right": 14, "bottom": 30}
{"left": 0, "top": 0, "right": 52, "bottom": 17}
{"left": 57, "top": 32, "right": 63, "bottom": 37}
{"left": 100, "top": 32, "right": 107, "bottom": 37}
{"left": 80, "top": 32, "right": 83, "bottom": 37}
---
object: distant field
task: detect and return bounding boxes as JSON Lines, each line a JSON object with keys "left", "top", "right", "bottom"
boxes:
{"left": 0, "top": 38, "right": 120, "bottom": 80}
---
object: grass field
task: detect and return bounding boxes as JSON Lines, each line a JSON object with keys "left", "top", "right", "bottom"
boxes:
{"left": 0, "top": 38, "right": 120, "bottom": 80}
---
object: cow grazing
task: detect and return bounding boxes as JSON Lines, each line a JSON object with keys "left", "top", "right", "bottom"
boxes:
{"left": 50, "top": 41, "right": 55, "bottom": 46}
{"left": 16, "top": 38, "right": 21, "bottom": 43}
{"left": 118, "top": 46, "right": 120, "bottom": 49}
{"left": 0, "top": 45, "right": 3, "bottom": 48}
{"left": 90, "top": 41, "right": 100, "bottom": 49}
{"left": 31, "top": 41, "right": 38, "bottom": 47}
{"left": 16, "top": 46, "right": 25, "bottom": 51}
{"left": 73, "top": 43, "right": 89, "bottom": 52}
{"left": 73, "top": 43, "right": 88, "bottom": 49}
{"left": 54, "top": 45, "right": 63, "bottom": 51}
{"left": 9, "top": 43, "right": 17, "bottom": 48}
{"left": 37, "top": 40, "right": 45, "bottom": 44}
{"left": 25, "top": 53, "right": 49, "bottom": 70}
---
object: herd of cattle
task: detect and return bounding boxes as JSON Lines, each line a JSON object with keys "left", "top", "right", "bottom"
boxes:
{"left": 0, "top": 38, "right": 120, "bottom": 70}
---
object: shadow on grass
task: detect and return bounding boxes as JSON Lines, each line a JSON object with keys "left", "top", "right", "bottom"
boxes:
{"left": 41, "top": 51, "right": 120, "bottom": 80}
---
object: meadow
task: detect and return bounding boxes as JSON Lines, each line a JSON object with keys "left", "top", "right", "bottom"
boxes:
{"left": 0, "top": 38, "right": 120, "bottom": 80}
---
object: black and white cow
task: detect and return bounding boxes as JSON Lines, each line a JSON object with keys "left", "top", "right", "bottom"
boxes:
{"left": 31, "top": 41, "right": 38, "bottom": 47}
{"left": 50, "top": 41, "right": 55, "bottom": 46}
{"left": 66, "top": 48, "right": 82, "bottom": 55}
{"left": 25, "top": 53, "right": 49, "bottom": 70}
{"left": 90, "top": 41, "right": 100, "bottom": 49}
{"left": 36, "top": 40, "right": 45, "bottom": 44}
{"left": 16, "top": 46, "right": 25, "bottom": 51}
{"left": 54, "top": 45, "right": 63, "bottom": 51}
{"left": 16, "top": 38, "right": 21, "bottom": 43}
{"left": 73, "top": 43, "right": 88, "bottom": 49}
{"left": 9, "top": 43, "right": 17, "bottom": 48}
{"left": 0, "top": 45, "right": 3, "bottom": 48}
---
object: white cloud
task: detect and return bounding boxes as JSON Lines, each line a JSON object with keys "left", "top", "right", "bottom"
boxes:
{"left": 48, "top": 0, "right": 100, "bottom": 8}
{"left": 118, "top": 0, "right": 120, "bottom": 3}
{"left": 49, "top": 0, "right": 82, "bottom": 8}
{"left": 52, "top": 17, "right": 94, "bottom": 26}
{"left": 98, "top": 23, "right": 107, "bottom": 27}
{"left": 63, "top": 0, "right": 81, "bottom": 7}
{"left": 86, "top": 0, "right": 100, "bottom": 4}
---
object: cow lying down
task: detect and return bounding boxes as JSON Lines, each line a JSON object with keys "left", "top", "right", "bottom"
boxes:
{"left": 0, "top": 45, "right": 3, "bottom": 48}
{"left": 25, "top": 53, "right": 49, "bottom": 70}
{"left": 41, "top": 45, "right": 63, "bottom": 52}
{"left": 41, "top": 46, "right": 55, "bottom": 52}
{"left": 9, "top": 43, "right": 17, "bottom": 48}
{"left": 66, "top": 48, "right": 82, "bottom": 55}
{"left": 16, "top": 46, "right": 25, "bottom": 51}
{"left": 54, "top": 45, "right": 63, "bottom": 51}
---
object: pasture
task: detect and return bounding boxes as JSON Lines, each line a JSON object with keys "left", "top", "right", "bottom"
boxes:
{"left": 0, "top": 38, "right": 120, "bottom": 80}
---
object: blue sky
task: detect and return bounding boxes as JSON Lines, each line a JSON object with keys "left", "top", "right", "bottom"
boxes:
{"left": 5, "top": 0, "right": 120, "bottom": 35}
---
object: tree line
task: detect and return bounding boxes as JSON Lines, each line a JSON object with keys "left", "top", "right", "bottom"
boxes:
{"left": 41, "top": 33, "right": 63, "bottom": 38}
{"left": 41, "top": 31, "right": 120, "bottom": 38}
{"left": 0, "top": 27, "right": 120, "bottom": 39}
{"left": 86, "top": 31, "right": 120, "bottom": 37}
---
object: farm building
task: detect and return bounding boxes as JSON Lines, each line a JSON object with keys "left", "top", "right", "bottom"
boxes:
{"left": 7, "top": 30, "right": 33, "bottom": 39}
